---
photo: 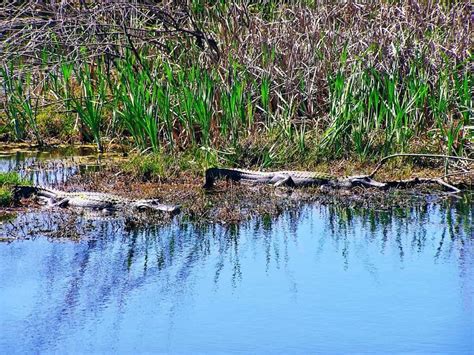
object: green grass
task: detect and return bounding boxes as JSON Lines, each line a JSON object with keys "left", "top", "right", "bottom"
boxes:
{"left": 0, "top": 1, "right": 472, "bottom": 166}
{"left": 121, "top": 147, "right": 220, "bottom": 180}
{"left": 320, "top": 56, "right": 471, "bottom": 159}
{"left": 0, "top": 172, "right": 30, "bottom": 206}
{"left": 0, "top": 188, "right": 12, "bottom": 207}
{"left": 0, "top": 172, "right": 28, "bottom": 186}
{"left": 0, "top": 64, "right": 43, "bottom": 145}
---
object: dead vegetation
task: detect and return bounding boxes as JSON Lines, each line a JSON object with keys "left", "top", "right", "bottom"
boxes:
{"left": 0, "top": 1, "right": 472, "bottom": 161}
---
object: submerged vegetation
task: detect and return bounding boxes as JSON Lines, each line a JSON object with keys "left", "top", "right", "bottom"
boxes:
{"left": 0, "top": 1, "right": 472, "bottom": 170}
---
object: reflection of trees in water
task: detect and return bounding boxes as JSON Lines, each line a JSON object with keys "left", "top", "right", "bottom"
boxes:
{"left": 3, "top": 195, "right": 472, "bottom": 351}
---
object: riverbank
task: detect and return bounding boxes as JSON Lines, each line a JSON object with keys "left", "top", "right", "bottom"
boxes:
{"left": 3, "top": 176, "right": 472, "bottom": 240}
{"left": 1, "top": 145, "right": 471, "bottom": 227}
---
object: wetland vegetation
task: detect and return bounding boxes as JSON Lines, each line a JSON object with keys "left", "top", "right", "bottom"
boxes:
{"left": 0, "top": 171, "right": 29, "bottom": 206}
{"left": 0, "top": 1, "right": 472, "bottom": 178}
{"left": 0, "top": 3, "right": 473, "bottom": 353}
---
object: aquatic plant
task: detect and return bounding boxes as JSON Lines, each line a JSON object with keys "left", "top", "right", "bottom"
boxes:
{"left": 0, "top": 64, "right": 43, "bottom": 145}
{"left": 0, "top": 172, "right": 27, "bottom": 186}
{"left": 321, "top": 54, "right": 472, "bottom": 159}
{"left": 0, "top": 187, "right": 11, "bottom": 206}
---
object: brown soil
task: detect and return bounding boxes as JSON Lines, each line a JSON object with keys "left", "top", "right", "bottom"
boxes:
{"left": 52, "top": 165, "right": 471, "bottom": 225}
{"left": 3, "top": 144, "right": 472, "bottom": 225}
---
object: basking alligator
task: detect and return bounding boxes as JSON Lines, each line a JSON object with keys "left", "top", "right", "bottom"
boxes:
{"left": 203, "top": 167, "right": 462, "bottom": 192}
{"left": 13, "top": 186, "right": 181, "bottom": 214}
{"left": 204, "top": 168, "right": 402, "bottom": 189}
{"left": 203, "top": 168, "right": 337, "bottom": 188}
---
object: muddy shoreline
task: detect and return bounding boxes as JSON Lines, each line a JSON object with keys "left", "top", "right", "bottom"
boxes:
{"left": 7, "top": 166, "right": 472, "bottom": 226}
{"left": 1, "top": 145, "right": 472, "bottom": 230}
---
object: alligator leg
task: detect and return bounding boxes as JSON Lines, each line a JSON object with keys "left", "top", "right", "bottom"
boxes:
{"left": 346, "top": 176, "right": 387, "bottom": 189}
{"left": 273, "top": 175, "right": 296, "bottom": 187}
{"left": 52, "top": 198, "right": 70, "bottom": 208}
{"left": 132, "top": 200, "right": 181, "bottom": 214}
{"left": 37, "top": 196, "right": 52, "bottom": 206}
{"left": 152, "top": 204, "right": 181, "bottom": 214}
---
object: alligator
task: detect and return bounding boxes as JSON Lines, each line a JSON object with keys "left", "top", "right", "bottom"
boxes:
{"left": 203, "top": 167, "right": 465, "bottom": 193}
{"left": 13, "top": 186, "right": 181, "bottom": 214}
{"left": 203, "top": 168, "right": 387, "bottom": 189}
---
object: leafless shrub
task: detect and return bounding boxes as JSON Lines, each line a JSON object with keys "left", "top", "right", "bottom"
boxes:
{"left": 0, "top": 1, "right": 218, "bottom": 68}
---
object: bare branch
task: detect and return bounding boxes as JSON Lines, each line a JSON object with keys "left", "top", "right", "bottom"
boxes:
{"left": 369, "top": 153, "right": 474, "bottom": 178}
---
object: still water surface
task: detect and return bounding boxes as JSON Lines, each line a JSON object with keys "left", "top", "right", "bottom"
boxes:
{"left": 0, "top": 149, "right": 472, "bottom": 353}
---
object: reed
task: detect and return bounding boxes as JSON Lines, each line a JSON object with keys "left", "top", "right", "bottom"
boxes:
{"left": 0, "top": 64, "right": 42, "bottom": 145}
{"left": 0, "top": 1, "right": 471, "bottom": 166}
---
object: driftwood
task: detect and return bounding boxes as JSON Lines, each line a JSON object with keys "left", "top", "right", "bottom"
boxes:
{"left": 361, "top": 153, "right": 474, "bottom": 193}
{"left": 351, "top": 176, "right": 461, "bottom": 193}
{"left": 368, "top": 153, "right": 474, "bottom": 178}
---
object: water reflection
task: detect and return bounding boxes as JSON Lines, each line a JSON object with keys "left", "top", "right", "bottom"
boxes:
{"left": 0, "top": 147, "right": 104, "bottom": 186}
{"left": 0, "top": 196, "right": 472, "bottom": 352}
{"left": 0, "top": 148, "right": 472, "bottom": 352}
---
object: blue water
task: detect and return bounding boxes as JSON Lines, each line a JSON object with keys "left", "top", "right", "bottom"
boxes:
{"left": 0, "top": 146, "right": 102, "bottom": 186}
{"left": 1, "top": 202, "right": 473, "bottom": 353}
{"left": 0, "top": 149, "right": 473, "bottom": 353}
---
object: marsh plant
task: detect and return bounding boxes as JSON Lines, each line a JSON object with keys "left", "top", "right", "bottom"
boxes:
{"left": 0, "top": 1, "right": 472, "bottom": 166}
{"left": 0, "top": 172, "right": 30, "bottom": 206}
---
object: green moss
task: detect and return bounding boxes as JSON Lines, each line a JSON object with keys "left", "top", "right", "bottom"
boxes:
{"left": 126, "top": 154, "right": 166, "bottom": 180}
{"left": 36, "top": 105, "right": 75, "bottom": 140}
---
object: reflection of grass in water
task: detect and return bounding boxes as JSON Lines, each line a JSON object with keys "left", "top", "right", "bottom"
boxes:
{"left": 324, "top": 196, "right": 472, "bottom": 267}
{"left": 0, "top": 211, "right": 16, "bottom": 224}
{"left": 445, "top": 192, "right": 473, "bottom": 237}
{"left": 327, "top": 193, "right": 472, "bottom": 236}
{"left": 1, "top": 197, "right": 471, "bottom": 342}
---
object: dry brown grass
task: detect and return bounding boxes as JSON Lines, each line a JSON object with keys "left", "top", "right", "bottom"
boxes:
{"left": 1, "top": 1, "right": 472, "bottom": 160}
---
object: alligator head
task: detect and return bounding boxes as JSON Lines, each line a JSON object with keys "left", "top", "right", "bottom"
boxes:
{"left": 12, "top": 185, "right": 38, "bottom": 201}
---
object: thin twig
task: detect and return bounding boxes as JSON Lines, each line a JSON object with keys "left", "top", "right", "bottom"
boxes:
{"left": 369, "top": 153, "right": 474, "bottom": 178}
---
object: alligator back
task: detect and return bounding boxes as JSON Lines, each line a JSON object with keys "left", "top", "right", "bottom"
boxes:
{"left": 204, "top": 168, "right": 335, "bottom": 188}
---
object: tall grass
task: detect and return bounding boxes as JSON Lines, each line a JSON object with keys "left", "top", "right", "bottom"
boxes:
{"left": 0, "top": 1, "right": 472, "bottom": 167}
{"left": 0, "top": 64, "right": 43, "bottom": 145}
{"left": 320, "top": 53, "right": 472, "bottom": 159}
{"left": 74, "top": 63, "right": 107, "bottom": 152}
{"left": 114, "top": 53, "right": 161, "bottom": 152}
